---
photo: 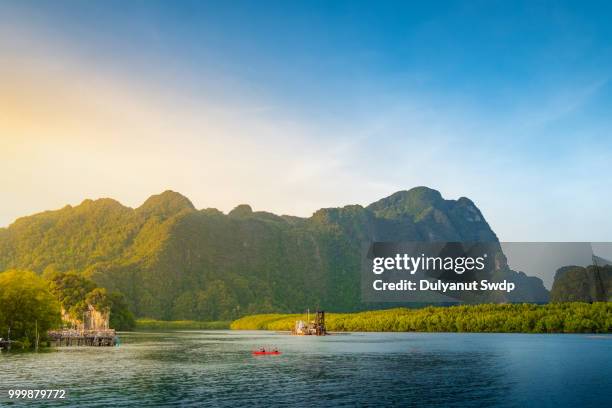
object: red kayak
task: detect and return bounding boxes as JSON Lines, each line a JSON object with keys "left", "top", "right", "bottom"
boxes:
{"left": 252, "top": 350, "right": 281, "bottom": 356}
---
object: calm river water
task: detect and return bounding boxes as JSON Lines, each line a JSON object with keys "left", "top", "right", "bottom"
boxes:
{"left": 1, "top": 331, "right": 610, "bottom": 407}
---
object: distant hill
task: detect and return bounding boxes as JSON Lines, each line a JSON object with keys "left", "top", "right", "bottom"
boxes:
{"left": 551, "top": 264, "right": 612, "bottom": 302}
{"left": 0, "top": 187, "right": 548, "bottom": 320}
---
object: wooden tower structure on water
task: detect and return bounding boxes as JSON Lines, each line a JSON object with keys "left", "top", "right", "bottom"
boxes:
{"left": 292, "top": 309, "right": 327, "bottom": 336}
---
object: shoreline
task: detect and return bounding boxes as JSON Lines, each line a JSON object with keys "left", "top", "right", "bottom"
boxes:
{"left": 230, "top": 303, "right": 611, "bottom": 334}
{"left": 134, "top": 319, "right": 231, "bottom": 331}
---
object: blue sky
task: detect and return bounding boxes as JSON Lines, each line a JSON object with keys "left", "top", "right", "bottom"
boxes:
{"left": 1, "top": 0, "right": 611, "bottom": 241}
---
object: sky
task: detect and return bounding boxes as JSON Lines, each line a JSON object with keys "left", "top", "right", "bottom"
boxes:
{"left": 1, "top": 0, "right": 611, "bottom": 241}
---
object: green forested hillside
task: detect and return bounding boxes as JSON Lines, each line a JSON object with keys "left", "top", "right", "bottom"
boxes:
{"left": 0, "top": 187, "right": 549, "bottom": 320}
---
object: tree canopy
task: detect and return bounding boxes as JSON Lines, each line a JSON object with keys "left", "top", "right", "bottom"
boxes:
{"left": 0, "top": 270, "right": 61, "bottom": 347}
{"left": 47, "top": 271, "right": 135, "bottom": 330}
{"left": 0, "top": 188, "right": 550, "bottom": 320}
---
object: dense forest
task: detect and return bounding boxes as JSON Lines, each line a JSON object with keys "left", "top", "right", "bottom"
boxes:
{"left": 0, "top": 270, "right": 60, "bottom": 348}
{"left": 231, "top": 303, "right": 611, "bottom": 333}
{"left": 0, "top": 269, "right": 135, "bottom": 348}
{"left": 0, "top": 187, "right": 550, "bottom": 320}
{"left": 46, "top": 271, "right": 135, "bottom": 330}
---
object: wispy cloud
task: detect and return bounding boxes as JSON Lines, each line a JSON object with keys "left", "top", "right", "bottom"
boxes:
{"left": 515, "top": 77, "right": 609, "bottom": 130}
{"left": 1, "top": 1, "right": 611, "bottom": 242}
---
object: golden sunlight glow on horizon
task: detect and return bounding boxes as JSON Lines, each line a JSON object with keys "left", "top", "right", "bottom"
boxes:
{"left": 0, "top": 49, "right": 375, "bottom": 228}
{"left": 2, "top": 1, "right": 611, "bottom": 243}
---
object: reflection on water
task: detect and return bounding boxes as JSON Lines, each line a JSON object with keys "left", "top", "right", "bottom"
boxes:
{"left": 1, "top": 331, "right": 610, "bottom": 407}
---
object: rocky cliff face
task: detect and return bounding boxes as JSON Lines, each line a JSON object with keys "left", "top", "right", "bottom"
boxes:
{"left": 0, "top": 187, "right": 549, "bottom": 319}
{"left": 366, "top": 187, "right": 497, "bottom": 242}
{"left": 551, "top": 264, "right": 612, "bottom": 302}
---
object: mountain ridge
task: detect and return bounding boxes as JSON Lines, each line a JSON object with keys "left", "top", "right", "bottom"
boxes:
{"left": 0, "top": 187, "right": 548, "bottom": 320}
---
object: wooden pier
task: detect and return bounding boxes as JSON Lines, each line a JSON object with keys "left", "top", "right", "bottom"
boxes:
{"left": 0, "top": 339, "right": 13, "bottom": 350}
{"left": 48, "top": 329, "right": 117, "bottom": 347}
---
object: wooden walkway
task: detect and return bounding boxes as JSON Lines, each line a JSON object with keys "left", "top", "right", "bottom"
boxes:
{"left": 48, "top": 329, "right": 117, "bottom": 347}
{"left": 0, "top": 339, "right": 13, "bottom": 350}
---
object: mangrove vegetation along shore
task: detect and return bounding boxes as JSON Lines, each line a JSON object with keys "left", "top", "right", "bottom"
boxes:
{"left": 230, "top": 303, "right": 611, "bottom": 333}
{"left": 135, "top": 319, "right": 230, "bottom": 331}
